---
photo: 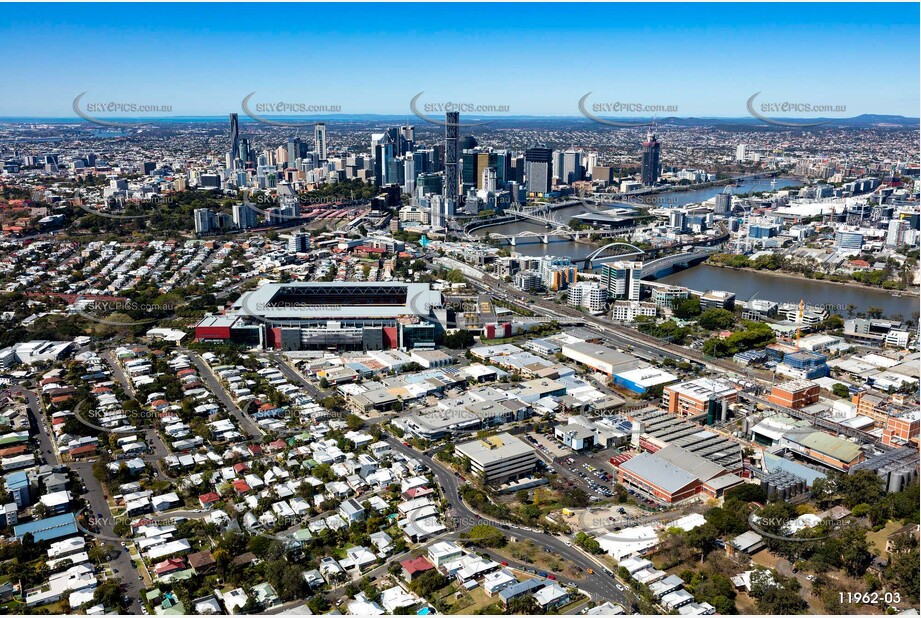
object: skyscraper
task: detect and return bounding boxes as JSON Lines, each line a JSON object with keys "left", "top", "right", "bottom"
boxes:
{"left": 315, "top": 123, "right": 327, "bottom": 160}
{"left": 641, "top": 133, "right": 660, "bottom": 186}
{"left": 444, "top": 112, "right": 459, "bottom": 204}
{"left": 714, "top": 187, "right": 732, "bottom": 215}
{"left": 562, "top": 149, "right": 584, "bottom": 185}
{"left": 229, "top": 113, "right": 240, "bottom": 168}
{"left": 525, "top": 147, "right": 553, "bottom": 194}
{"left": 286, "top": 138, "right": 302, "bottom": 168}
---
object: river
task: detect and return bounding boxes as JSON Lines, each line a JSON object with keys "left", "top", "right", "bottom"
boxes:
{"left": 658, "top": 264, "right": 918, "bottom": 320}
{"left": 474, "top": 177, "right": 803, "bottom": 261}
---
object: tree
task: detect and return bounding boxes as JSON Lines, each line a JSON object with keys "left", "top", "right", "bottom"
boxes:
{"left": 345, "top": 414, "right": 364, "bottom": 431}
{"left": 698, "top": 308, "right": 736, "bottom": 331}
{"left": 837, "top": 524, "right": 873, "bottom": 577}
{"left": 831, "top": 383, "right": 851, "bottom": 398}
{"left": 443, "top": 329, "right": 475, "bottom": 349}
{"left": 560, "top": 487, "right": 589, "bottom": 508}
{"left": 467, "top": 524, "right": 507, "bottom": 548}
{"left": 673, "top": 297, "right": 702, "bottom": 319}
{"left": 575, "top": 531, "right": 603, "bottom": 554}
{"left": 507, "top": 595, "right": 541, "bottom": 615}
{"left": 867, "top": 306, "right": 884, "bottom": 319}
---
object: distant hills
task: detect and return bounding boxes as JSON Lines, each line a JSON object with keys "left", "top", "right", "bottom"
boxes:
{"left": 0, "top": 113, "right": 917, "bottom": 128}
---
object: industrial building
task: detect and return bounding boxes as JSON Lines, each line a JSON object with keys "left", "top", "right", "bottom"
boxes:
{"left": 612, "top": 368, "right": 679, "bottom": 395}
{"left": 623, "top": 408, "right": 744, "bottom": 471}
{"left": 455, "top": 433, "right": 537, "bottom": 485}
{"left": 195, "top": 282, "right": 447, "bottom": 351}
{"left": 615, "top": 444, "right": 742, "bottom": 504}
{"left": 782, "top": 431, "right": 865, "bottom": 472}
{"left": 663, "top": 379, "right": 739, "bottom": 421}
{"left": 767, "top": 380, "right": 820, "bottom": 409}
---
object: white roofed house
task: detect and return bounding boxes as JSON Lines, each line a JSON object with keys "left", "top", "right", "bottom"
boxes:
{"left": 339, "top": 498, "right": 366, "bottom": 523}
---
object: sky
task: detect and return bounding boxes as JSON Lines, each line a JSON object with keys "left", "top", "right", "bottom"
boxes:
{"left": 1, "top": 2, "right": 918, "bottom": 118}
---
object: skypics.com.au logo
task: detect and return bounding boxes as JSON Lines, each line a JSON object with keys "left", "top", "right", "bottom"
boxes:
{"left": 73, "top": 92, "right": 172, "bottom": 128}
{"left": 578, "top": 93, "right": 677, "bottom": 128}
{"left": 242, "top": 92, "right": 341, "bottom": 127}
{"left": 746, "top": 92, "right": 847, "bottom": 128}
{"left": 409, "top": 92, "right": 509, "bottom": 127}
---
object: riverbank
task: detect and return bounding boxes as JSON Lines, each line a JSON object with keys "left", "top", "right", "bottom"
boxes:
{"left": 704, "top": 263, "right": 920, "bottom": 298}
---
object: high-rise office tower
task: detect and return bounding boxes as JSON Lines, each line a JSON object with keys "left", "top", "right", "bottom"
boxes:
{"left": 239, "top": 138, "right": 251, "bottom": 166}
{"left": 194, "top": 208, "right": 216, "bottom": 234}
{"left": 374, "top": 137, "right": 394, "bottom": 187}
{"left": 600, "top": 261, "right": 642, "bottom": 300}
{"left": 461, "top": 152, "right": 479, "bottom": 193}
{"left": 286, "top": 138, "right": 302, "bottom": 168}
{"left": 714, "top": 188, "right": 732, "bottom": 215}
{"left": 887, "top": 219, "right": 908, "bottom": 247}
{"left": 641, "top": 133, "right": 660, "bottom": 186}
{"left": 401, "top": 125, "right": 415, "bottom": 152}
{"left": 315, "top": 123, "right": 327, "bottom": 160}
{"left": 229, "top": 113, "right": 240, "bottom": 168}
{"left": 525, "top": 147, "right": 553, "bottom": 194}
{"left": 444, "top": 112, "right": 459, "bottom": 203}
{"left": 562, "top": 149, "right": 584, "bottom": 185}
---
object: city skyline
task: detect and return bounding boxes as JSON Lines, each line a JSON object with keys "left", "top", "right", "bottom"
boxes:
{"left": 1, "top": 2, "right": 918, "bottom": 118}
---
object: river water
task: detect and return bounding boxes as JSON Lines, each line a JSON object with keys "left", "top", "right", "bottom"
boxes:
{"left": 474, "top": 177, "right": 803, "bottom": 261}
{"left": 658, "top": 264, "right": 918, "bottom": 320}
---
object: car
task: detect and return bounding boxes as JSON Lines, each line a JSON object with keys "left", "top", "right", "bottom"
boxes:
{"left": 501, "top": 561, "right": 508, "bottom": 566}
{"left": 548, "top": 574, "right": 556, "bottom": 580}
{"left": 402, "top": 441, "right": 410, "bottom": 447}
{"left": 120, "top": 542, "right": 127, "bottom": 547}
{"left": 616, "top": 584, "right": 625, "bottom": 591}
{"left": 586, "top": 568, "right": 594, "bottom": 574}
{"left": 538, "top": 571, "right": 548, "bottom": 577}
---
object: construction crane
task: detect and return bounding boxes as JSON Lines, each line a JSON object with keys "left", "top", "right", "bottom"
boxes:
{"left": 796, "top": 299, "right": 804, "bottom": 349}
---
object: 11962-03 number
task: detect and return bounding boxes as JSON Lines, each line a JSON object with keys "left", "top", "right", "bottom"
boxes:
{"left": 839, "top": 592, "right": 902, "bottom": 605}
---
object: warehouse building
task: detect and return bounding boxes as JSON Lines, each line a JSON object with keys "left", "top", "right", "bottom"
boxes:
{"left": 561, "top": 343, "right": 645, "bottom": 377}
{"left": 455, "top": 433, "right": 537, "bottom": 485}
{"left": 613, "top": 367, "right": 679, "bottom": 395}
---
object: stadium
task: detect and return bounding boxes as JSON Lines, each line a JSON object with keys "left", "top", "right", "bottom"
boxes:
{"left": 195, "top": 282, "right": 448, "bottom": 351}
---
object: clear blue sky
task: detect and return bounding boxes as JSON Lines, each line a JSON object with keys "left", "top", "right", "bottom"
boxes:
{"left": 1, "top": 3, "right": 918, "bottom": 118}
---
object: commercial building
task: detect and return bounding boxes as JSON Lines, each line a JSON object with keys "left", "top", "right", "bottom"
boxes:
{"left": 600, "top": 261, "right": 642, "bottom": 301}
{"left": 561, "top": 343, "right": 645, "bottom": 378}
{"left": 699, "top": 290, "right": 736, "bottom": 310}
{"left": 650, "top": 286, "right": 689, "bottom": 309}
{"left": 568, "top": 281, "right": 608, "bottom": 314}
{"left": 525, "top": 147, "right": 552, "bottom": 195}
{"left": 776, "top": 351, "right": 828, "bottom": 380}
{"left": 640, "top": 133, "right": 660, "bottom": 186}
{"left": 663, "top": 379, "right": 738, "bottom": 421}
{"left": 455, "top": 433, "right": 537, "bottom": 485}
{"left": 767, "top": 380, "right": 820, "bottom": 409}
{"left": 611, "top": 300, "right": 657, "bottom": 322}
{"left": 613, "top": 368, "right": 679, "bottom": 395}
{"left": 195, "top": 282, "right": 446, "bottom": 352}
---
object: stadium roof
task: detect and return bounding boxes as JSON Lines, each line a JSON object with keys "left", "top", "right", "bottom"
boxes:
{"left": 235, "top": 282, "right": 443, "bottom": 320}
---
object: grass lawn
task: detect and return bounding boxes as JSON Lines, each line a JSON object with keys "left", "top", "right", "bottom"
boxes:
{"left": 866, "top": 520, "right": 903, "bottom": 556}
{"left": 490, "top": 539, "right": 585, "bottom": 580}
